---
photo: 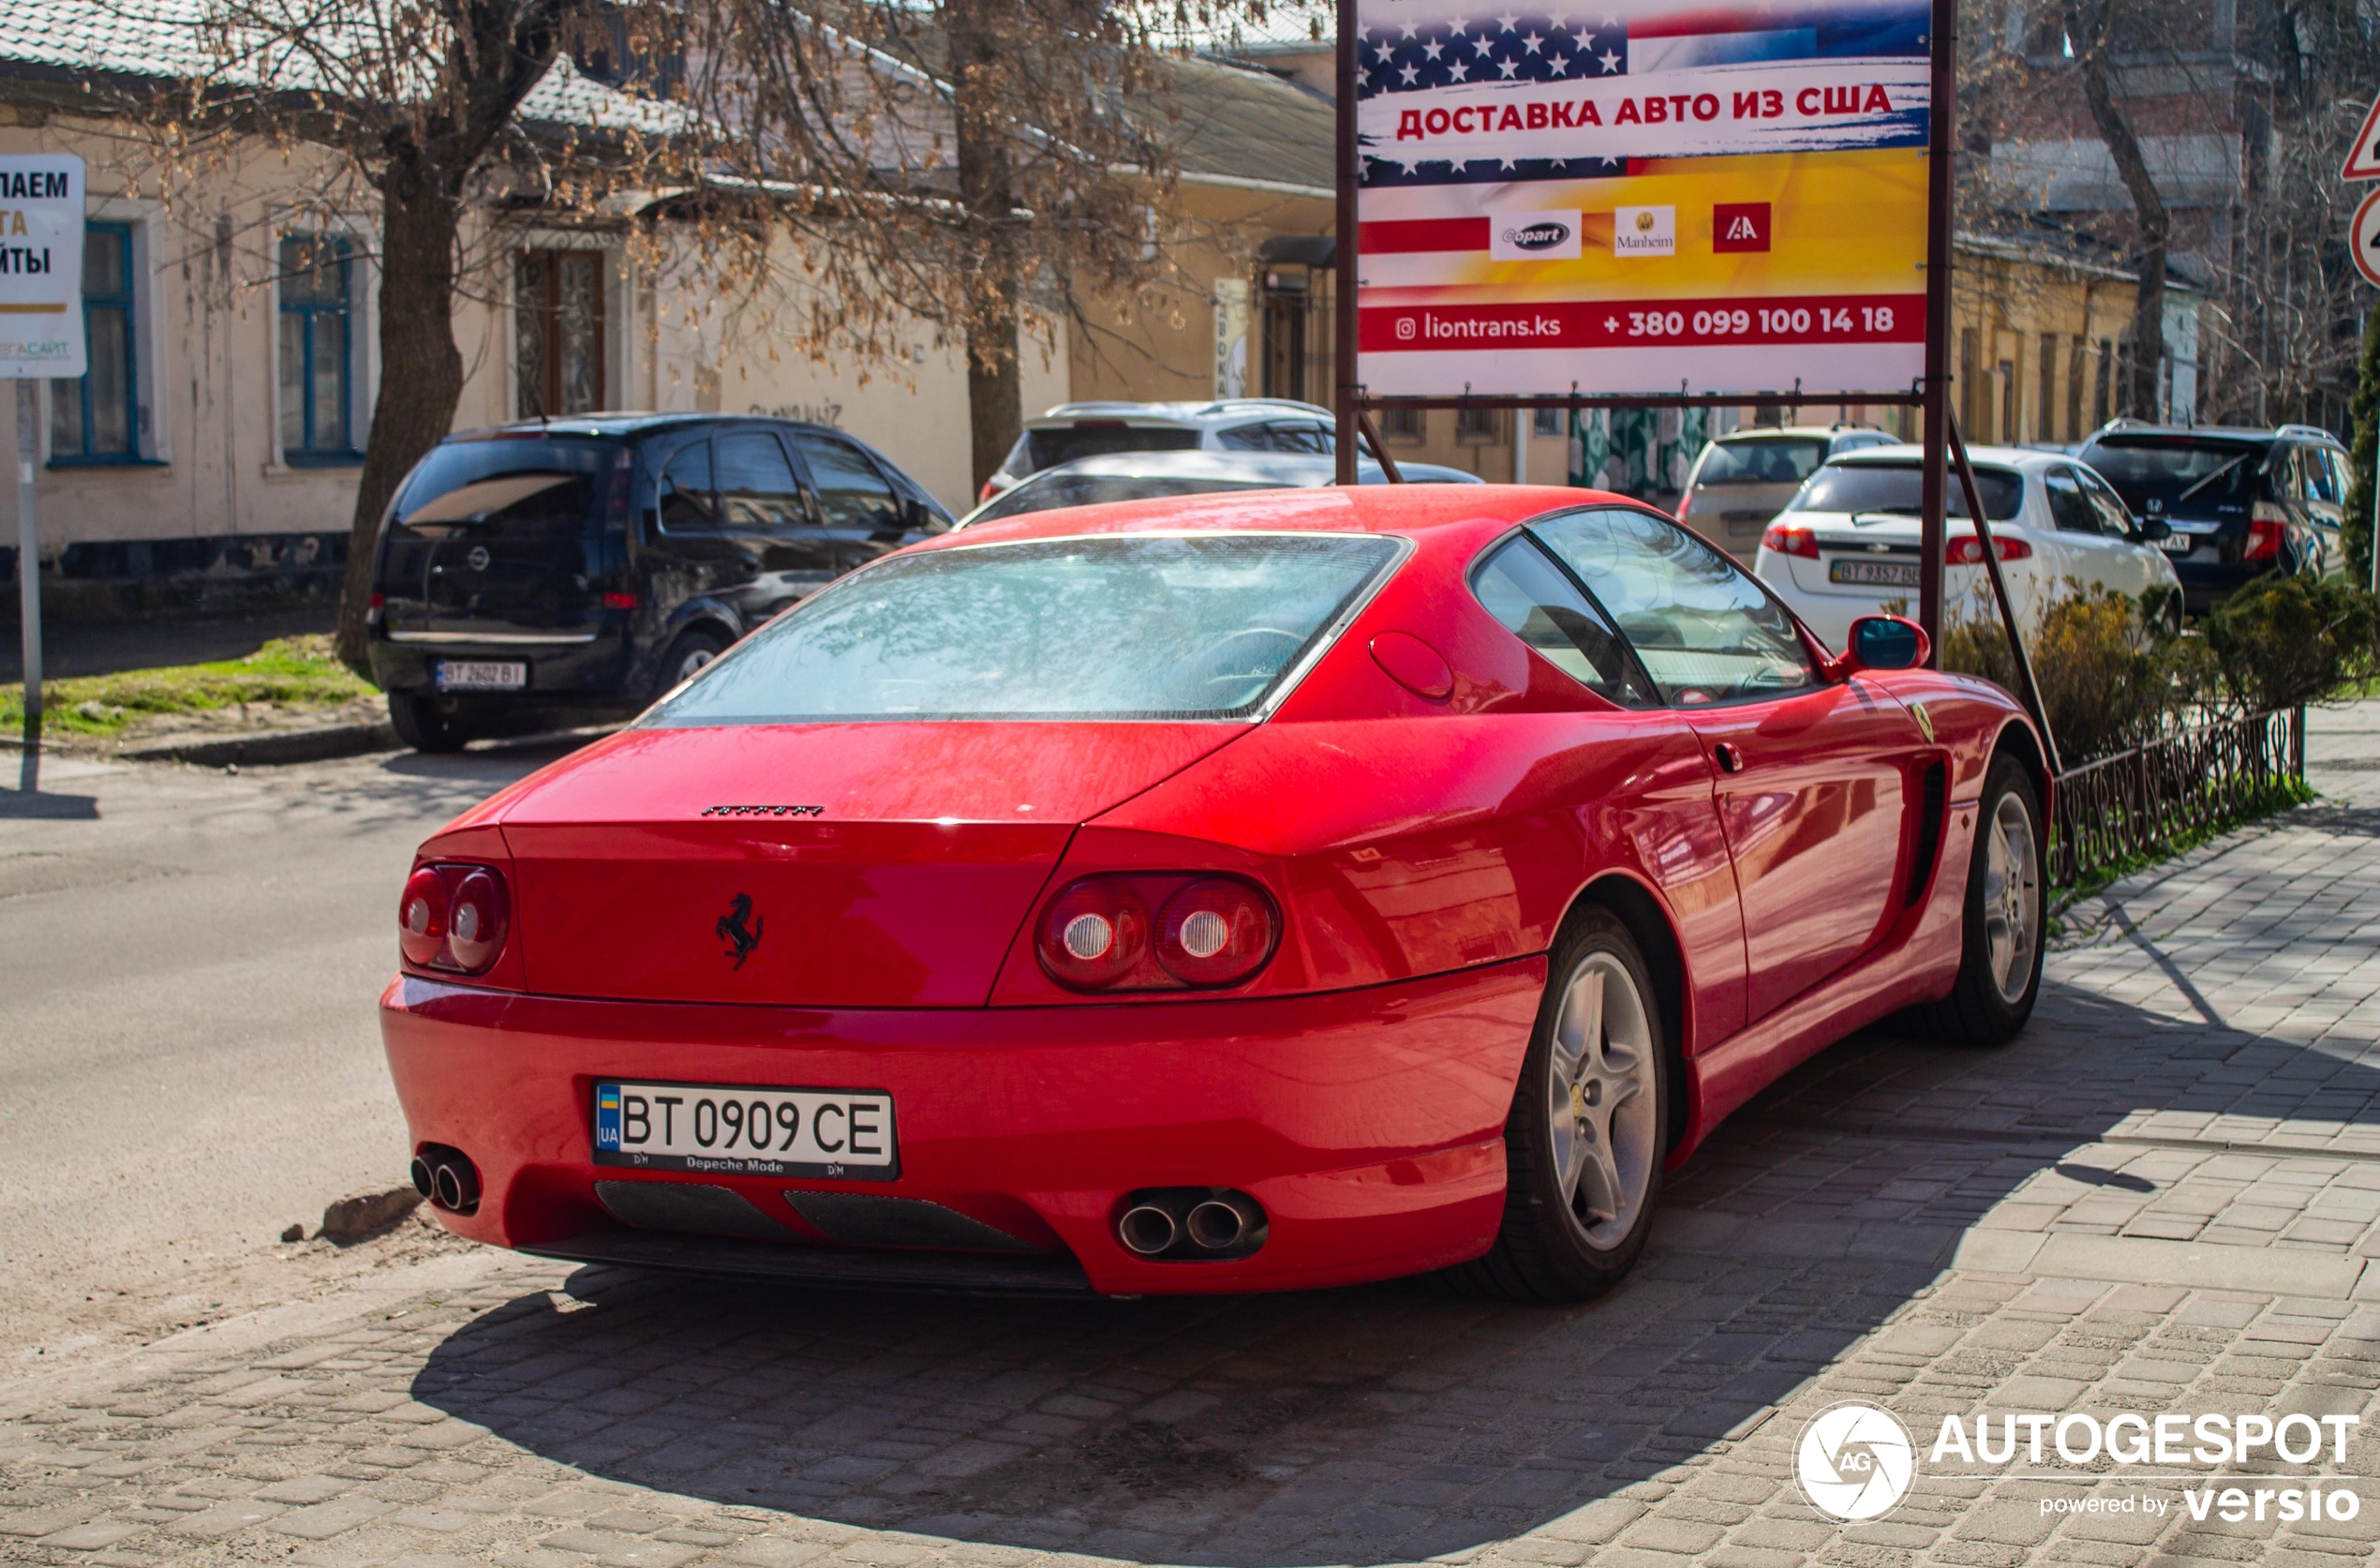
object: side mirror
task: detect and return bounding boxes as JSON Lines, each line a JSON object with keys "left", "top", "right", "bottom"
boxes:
{"left": 1839, "top": 614, "right": 1929, "bottom": 674}
{"left": 2133, "top": 515, "right": 2171, "bottom": 542}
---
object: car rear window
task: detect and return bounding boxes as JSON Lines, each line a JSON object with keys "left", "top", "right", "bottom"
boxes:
{"left": 970, "top": 474, "right": 1276, "bottom": 524}
{"left": 1015, "top": 426, "right": 1202, "bottom": 477}
{"left": 392, "top": 438, "right": 618, "bottom": 539}
{"left": 1787, "top": 461, "right": 2022, "bottom": 520}
{"left": 643, "top": 534, "right": 1403, "bottom": 724}
{"left": 1695, "top": 438, "right": 1826, "bottom": 485}
{"left": 2082, "top": 438, "right": 2263, "bottom": 512}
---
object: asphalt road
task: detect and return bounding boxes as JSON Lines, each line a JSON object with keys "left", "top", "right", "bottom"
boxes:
{"left": 0, "top": 733, "right": 594, "bottom": 1366}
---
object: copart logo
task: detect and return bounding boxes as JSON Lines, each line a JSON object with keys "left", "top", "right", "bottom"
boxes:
{"left": 1501, "top": 220, "right": 1571, "bottom": 252}
{"left": 1796, "top": 1402, "right": 1916, "bottom": 1521}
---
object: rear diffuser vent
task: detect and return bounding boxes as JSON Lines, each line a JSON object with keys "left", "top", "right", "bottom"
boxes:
{"left": 783, "top": 1192, "right": 1045, "bottom": 1254}
{"left": 595, "top": 1181, "right": 796, "bottom": 1242}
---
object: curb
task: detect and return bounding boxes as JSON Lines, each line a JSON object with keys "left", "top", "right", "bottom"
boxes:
{"left": 115, "top": 720, "right": 398, "bottom": 768}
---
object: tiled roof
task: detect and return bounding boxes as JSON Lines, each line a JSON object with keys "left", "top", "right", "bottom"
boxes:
{"left": 0, "top": 0, "right": 679, "bottom": 133}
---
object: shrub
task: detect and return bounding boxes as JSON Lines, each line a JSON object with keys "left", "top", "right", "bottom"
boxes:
{"left": 1941, "top": 586, "right": 2195, "bottom": 765}
{"left": 2200, "top": 573, "right": 2380, "bottom": 713}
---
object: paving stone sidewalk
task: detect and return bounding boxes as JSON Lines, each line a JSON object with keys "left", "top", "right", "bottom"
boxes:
{"left": 4, "top": 704, "right": 2377, "bottom": 1568}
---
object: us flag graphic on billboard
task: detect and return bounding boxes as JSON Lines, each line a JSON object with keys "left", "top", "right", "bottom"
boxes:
{"left": 1353, "top": 0, "right": 1935, "bottom": 397}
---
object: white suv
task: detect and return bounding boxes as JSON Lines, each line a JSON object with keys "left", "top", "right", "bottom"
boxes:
{"left": 982, "top": 399, "right": 1340, "bottom": 500}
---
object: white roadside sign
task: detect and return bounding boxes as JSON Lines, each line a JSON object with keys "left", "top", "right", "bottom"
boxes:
{"left": 0, "top": 154, "right": 86, "bottom": 379}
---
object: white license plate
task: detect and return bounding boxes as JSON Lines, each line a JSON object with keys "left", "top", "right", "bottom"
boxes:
{"left": 593, "top": 1081, "right": 898, "bottom": 1180}
{"left": 434, "top": 660, "right": 528, "bottom": 691}
{"left": 1829, "top": 559, "right": 1920, "bottom": 587}
{"left": 2156, "top": 533, "right": 2196, "bottom": 553}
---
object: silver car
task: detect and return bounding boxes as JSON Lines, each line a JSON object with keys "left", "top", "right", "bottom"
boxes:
{"left": 956, "top": 449, "right": 1483, "bottom": 528}
{"left": 982, "top": 398, "right": 1345, "bottom": 501}
{"left": 1677, "top": 424, "right": 1901, "bottom": 561}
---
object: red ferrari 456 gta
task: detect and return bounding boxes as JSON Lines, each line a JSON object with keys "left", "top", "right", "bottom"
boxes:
{"left": 383, "top": 485, "right": 2047, "bottom": 1301}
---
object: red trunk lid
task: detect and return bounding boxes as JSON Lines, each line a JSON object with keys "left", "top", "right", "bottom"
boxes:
{"left": 497, "top": 723, "right": 1242, "bottom": 1006}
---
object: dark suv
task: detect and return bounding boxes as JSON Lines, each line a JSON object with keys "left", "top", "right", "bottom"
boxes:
{"left": 368, "top": 414, "right": 951, "bottom": 750}
{"left": 2075, "top": 421, "right": 2348, "bottom": 613}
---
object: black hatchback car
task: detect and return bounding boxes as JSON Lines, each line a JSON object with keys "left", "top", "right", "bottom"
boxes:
{"left": 368, "top": 414, "right": 951, "bottom": 750}
{"left": 2075, "top": 421, "right": 2349, "bottom": 613}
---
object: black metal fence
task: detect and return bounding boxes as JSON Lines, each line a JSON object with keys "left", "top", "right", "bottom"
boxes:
{"left": 2050, "top": 706, "right": 2308, "bottom": 888}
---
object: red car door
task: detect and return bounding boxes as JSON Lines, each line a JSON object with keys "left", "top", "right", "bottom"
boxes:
{"left": 1527, "top": 506, "right": 1923, "bottom": 1021}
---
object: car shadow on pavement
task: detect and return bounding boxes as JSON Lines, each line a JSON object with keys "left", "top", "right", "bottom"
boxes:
{"left": 408, "top": 967, "right": 2380, "bottom": 1567}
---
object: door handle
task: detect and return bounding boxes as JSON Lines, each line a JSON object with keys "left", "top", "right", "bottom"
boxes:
{"left": 1714, "top": 742, "right": 1745, "bottom": 774}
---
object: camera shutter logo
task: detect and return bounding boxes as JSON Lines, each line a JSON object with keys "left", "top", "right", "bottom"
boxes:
{"left": 1795, "top": 1402, "right": 1916, "bottom": 1521}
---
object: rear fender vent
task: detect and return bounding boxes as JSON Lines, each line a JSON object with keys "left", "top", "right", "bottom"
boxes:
{"left": 1905, "top": 758, "right": 1949, "bottom": 906}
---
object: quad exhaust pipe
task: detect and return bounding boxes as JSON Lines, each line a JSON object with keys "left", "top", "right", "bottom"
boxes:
{"left": 1114, "top": 1187, "right": 1266, "bottom": 1261}
{"left": 410, "top": 1144, "right": 481, "bottom": 1215}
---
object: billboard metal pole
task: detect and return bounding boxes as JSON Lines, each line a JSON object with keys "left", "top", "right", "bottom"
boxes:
{"left": 1333, "top": 0, "right": 1361, "bottom": 487}
{"left": 1917, "top": 0, "right": 1956, "bottom": 666}
{"left": 15, "top": 381, "right": 37, "bottom": 793}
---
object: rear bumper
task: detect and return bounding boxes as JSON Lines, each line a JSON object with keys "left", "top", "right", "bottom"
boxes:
{"left": 380, "top": 959, "right": 1543, "bottom": 1295}
{"left": 368, "top": 632, "right": 632, "bottom": 700}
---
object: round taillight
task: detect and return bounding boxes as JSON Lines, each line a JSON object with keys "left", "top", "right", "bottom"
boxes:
{"left": 1036, "top": 877, "right": 1149, "bottom": 988}
{"left": 399, "top": 868, "right": 446, "bottom": 967}
{"left": 1156, "top": 877, "right": 1277, "bottom": 986}
{"left": 446, "top": 869, "right": 507, "bottom": 972}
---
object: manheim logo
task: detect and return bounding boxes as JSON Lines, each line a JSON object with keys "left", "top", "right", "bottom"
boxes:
{"left": 1500, "top": 220, "right": 1571, "bottom": 252}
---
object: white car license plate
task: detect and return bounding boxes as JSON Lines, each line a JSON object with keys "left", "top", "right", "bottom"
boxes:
{"left": 1829, "top": 559, "right": 1920, "bottom": 587}
{"left": 2156, "top": 533, "right": 2196, "bottom": 553}
{"left": 593, "top": 1081, "right": 898, "bottom": 1180}
{"left": 434, "top": 660, "right": 528, "bottom": 691}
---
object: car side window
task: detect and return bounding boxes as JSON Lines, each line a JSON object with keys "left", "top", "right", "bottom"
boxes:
{"left": 1527, "top": 507, "right": 1817, "bottom": 705}
{"left": 2305, "top": 448, "right": 2344, "bottom": 504}
{"left": 1471, "top": 536, "right": 1655, "bottom": 707}
{"left": 716, "top": 432, "right": 812, "bottom": 530}
{"left": 2045, "top": 470, "right": 2103, "bottom": 533}
{"left": 657, "top": 440, "right": 718, "bottom": 532}
{"left": 1215, "top": 423, "right": 1274, "bottom": 452}
{"left": 2324, "top": 449, "right": 2354, "bottom": 503}
{"left": 2075, "top": 470, "right": 2135, "bottom": 536}
{"left": 790, "top": 432, "right": 904, "bottom": 532}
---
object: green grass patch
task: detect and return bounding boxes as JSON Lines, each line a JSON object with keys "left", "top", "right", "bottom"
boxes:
{"left": 0, "top": 635, "right": 377, "bottom": 739}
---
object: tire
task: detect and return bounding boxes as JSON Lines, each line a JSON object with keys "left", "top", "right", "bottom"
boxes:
{"left": 1907, "top": 754, "right": 2045, "bottom": 1047}
{"left": 386, "top": 692, "right": 472, "bottom": 754}
{"left": 1448, "top": 906, "right": 1670, "bottom": 1302}
{"left": 650, "top": 628, "right": 728, "bottom": 703}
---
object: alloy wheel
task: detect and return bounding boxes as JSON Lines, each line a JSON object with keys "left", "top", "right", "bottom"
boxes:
{"left": 1983, "top": 792, "right": 2040, "bottom": 1004}
{"left": 1545, "top": 951, "right": 1659, "bottom": 1248}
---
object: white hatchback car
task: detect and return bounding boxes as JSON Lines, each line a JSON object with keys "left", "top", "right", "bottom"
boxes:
{"left": 1752, "top": 444, "right": 2184, "bottom": 650}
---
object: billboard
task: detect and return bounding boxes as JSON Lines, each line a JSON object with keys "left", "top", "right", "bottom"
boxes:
{"left": 1352, "top": 1, "right": 1932, "bottom": 397}
{"left": 0, "top": 155, "right": 86, "bottom": 380}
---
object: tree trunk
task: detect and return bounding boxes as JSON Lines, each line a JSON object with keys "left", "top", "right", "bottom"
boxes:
{"left": 333, "top": 158, "right": 469, "bottom": 674}
{"left": 2066, "top": 0, "right": 2170, "bottom": 418}
{"left": 949, "top": 0, "right": 1024, "bottom": 495}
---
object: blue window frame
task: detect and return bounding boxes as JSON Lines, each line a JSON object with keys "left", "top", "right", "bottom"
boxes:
{"left": 49, "top": 222, "right": 140, "bottom": 464}
{"left": 278, "top": 234, "right": 359, "bottom": 465}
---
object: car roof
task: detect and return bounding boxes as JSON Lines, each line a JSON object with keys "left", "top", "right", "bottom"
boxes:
{"left": 1023, "top": 398, "right": 1334, "bottom": 429}
{"left": 1826, "top": 441, "right": 2055, "bottom": 472}
{"left": 439, "top": 412, "right": 826, "bottom": 443}
{"left": 2081, "top": 423, "right": 2340, "bottom": 448}
{"left": 1011, "top": 450, "right": 1480, "bottom": 484}
{"left": 924, "top": 482, "right": 1630, "bottom": 553}
{"left": 1712, "top": 425, "right": 1887, "bottom": 441}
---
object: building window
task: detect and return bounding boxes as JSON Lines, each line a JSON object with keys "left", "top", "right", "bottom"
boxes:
{"left": 516, "top": 249, "right": 607, "bottom": 418}
{"left": 2066, "top": 336, "right": 2086, "bottom": 441}
{"left": 1957, "top": 328, "right": 1978, "bottom": 437}
{"left": 1455, "top": 405, "right": 1504, "bottom": 443}
{"left": 2037, "top": 334, "right": 2057, "bottom": 443}
{"left": 1534, "top": 406, "right": 1564, "bottom": 437}
{"left": 1378, "top": 405, "right": 1424, "bottom": 442}
{"left": 1998, "top": 358, "right": 2016, "bottom": 446}
{"left": 50, "top": 222, "right": 138, "bottom": 463}
{"left": 278, "top": 234, "right": 358, "bottom": 464}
